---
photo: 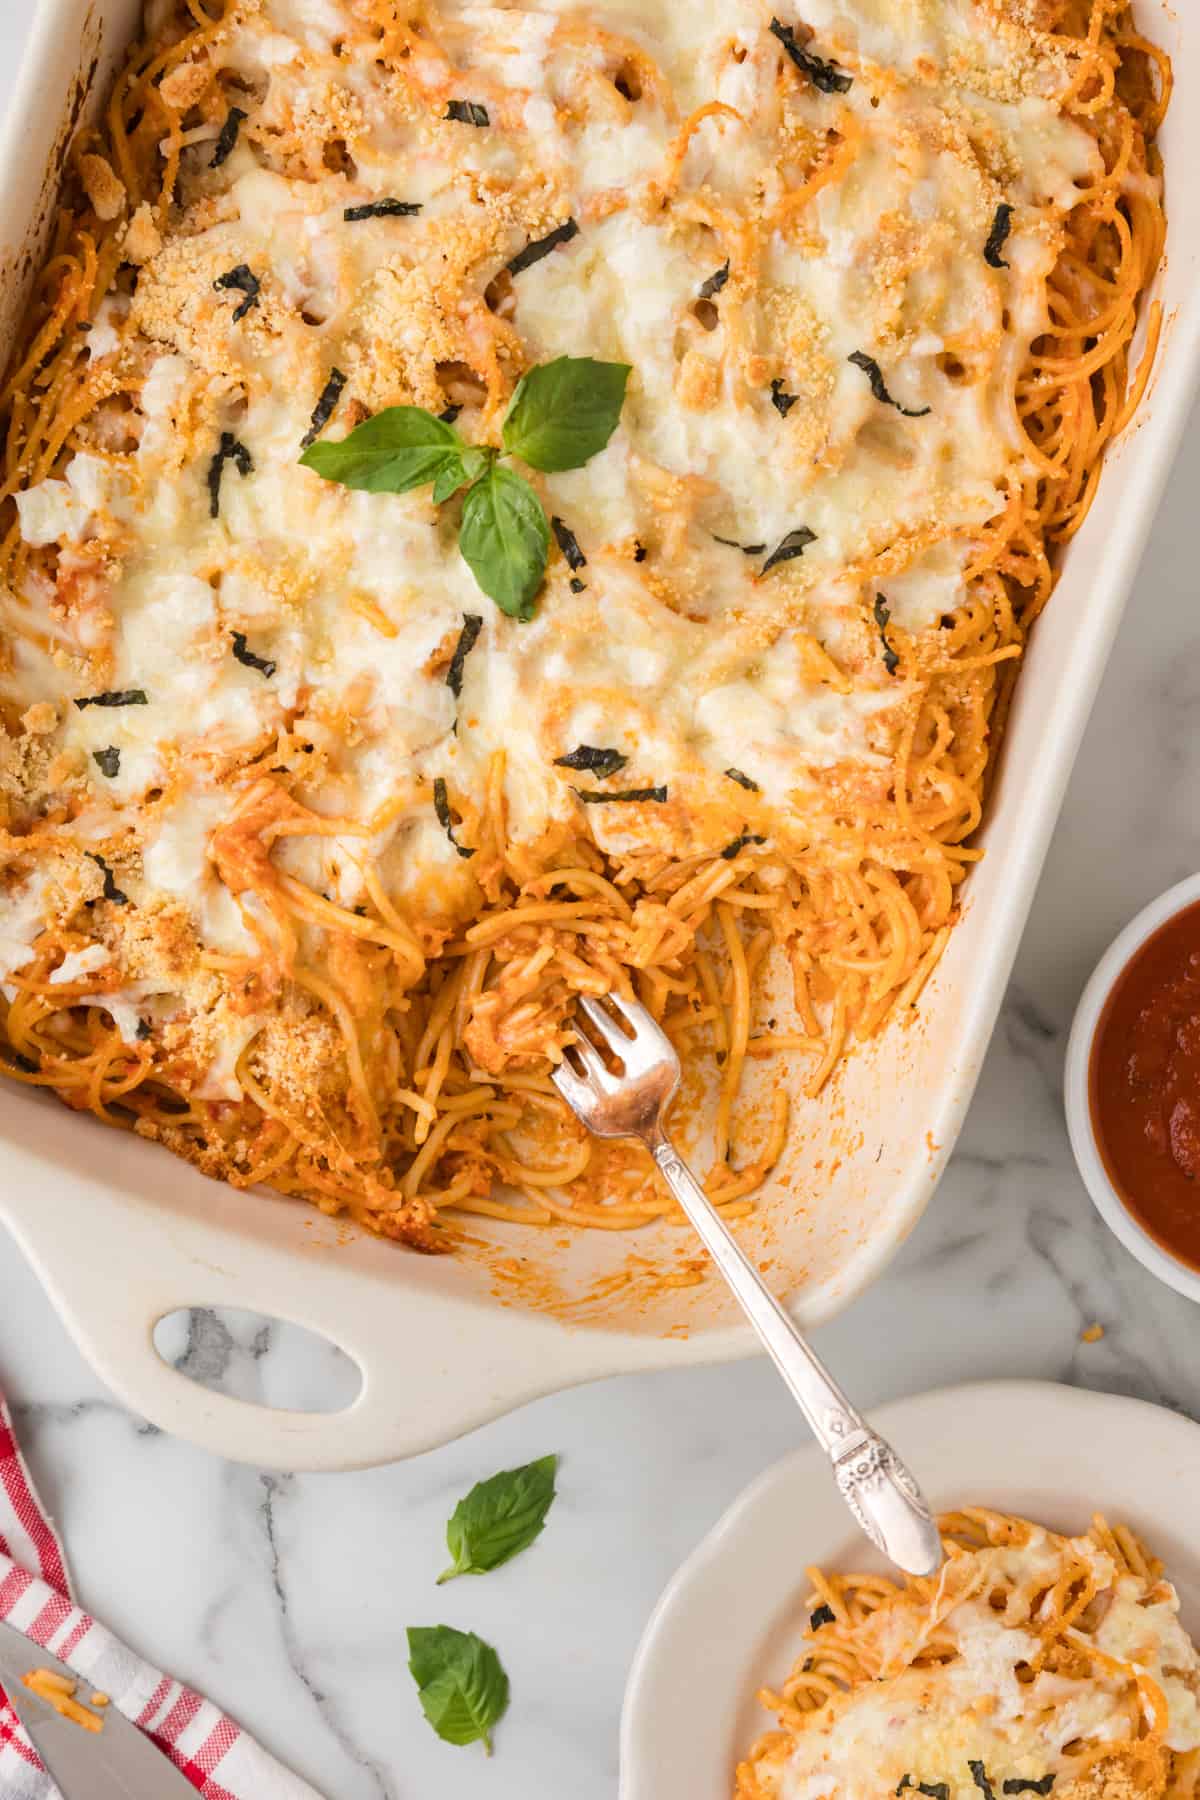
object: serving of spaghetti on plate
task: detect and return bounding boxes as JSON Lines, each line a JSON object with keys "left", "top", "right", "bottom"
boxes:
{"left": 737, "top": 1510, "right": 1200, "bottom": 1800}
{"left": 620, "top": 1384, "right": 1200, "bottom": 1800}
{"left": 0, "top": 0, "right": 1168, "bottom": 1249}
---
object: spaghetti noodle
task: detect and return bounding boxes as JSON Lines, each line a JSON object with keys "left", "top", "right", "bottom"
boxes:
{"left": 736, "top": 1509, "right": 1200, "bottom": 1800}
{"left": 0, "top": 0, "right": 1171, "bottom": 1247}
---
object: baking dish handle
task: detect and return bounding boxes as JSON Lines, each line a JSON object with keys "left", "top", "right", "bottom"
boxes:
{"left": 0, "top": 1137, "right": 632, "bottom": 1471}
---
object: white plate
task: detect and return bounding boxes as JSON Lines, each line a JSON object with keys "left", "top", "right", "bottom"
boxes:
{"left": 620, "top": 1381, "right": 1200, "bottom": 1800}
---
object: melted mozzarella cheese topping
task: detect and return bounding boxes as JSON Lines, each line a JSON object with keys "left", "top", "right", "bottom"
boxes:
{"left": 0, "top": 0, "right": 1101, "bottom": 1075}
{"left": 761, "top": 1534, "right": 1200, "bottom": 1800}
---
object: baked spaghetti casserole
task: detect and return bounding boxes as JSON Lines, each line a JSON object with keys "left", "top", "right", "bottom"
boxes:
{"left": 0, "top": 0, "right": 1169, "bottom": 1245}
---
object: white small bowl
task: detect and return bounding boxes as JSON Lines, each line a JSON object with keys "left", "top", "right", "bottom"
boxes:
{"left": 1065, "top": 870, "right": 1200, "bottom": 1304}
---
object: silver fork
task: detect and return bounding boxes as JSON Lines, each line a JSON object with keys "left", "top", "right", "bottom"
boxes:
{"left": 552, "top": 992, "right": 944, "bottom": 1577}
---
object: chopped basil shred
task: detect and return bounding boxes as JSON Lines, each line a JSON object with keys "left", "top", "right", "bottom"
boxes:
{"left": 770, "top": 378, "right": 798, "bottom": 416}
{"left": 92, "top": 746, "right": 120, "bottom": 779}
{"left": 573, "top": 785, "right": 667, "bottom": 805}
{"left": 848, "top": 350, "right": 932, "bottom": 418}
{"left": 446, "top": 614, "right": 483, "bottom": 699}
{"left": 569, "top": 576, "right": 586, "bottom": 593}
{"left": 74, "top": 689, "right": 147, "bottom": 710}
{"left": 896, "top": 1781, "right": 950, "bottom": 1800}
{"left": 769, "top": 18, "right": 853, "bottom": 93}
{"left": 714, "top": 534, "right": 767, "bottom": 556}
{"left": 344, "top": 198, "right": 422, "bottom": 220}
{"left": 434, "top": 777, "right": 476, "bottom": 857}
{"left": 874, "top": 593, "right": 900, "bottom": 674}
{"left": 87, "top": 852, "right": 128, "bottom": 906}
{"left": 554, "top": 746, "right": 628, "bottom": 778}
{"left": 1004, "top": 1782, "right": 1055, "bottom": 1795}
{"left": 446, "top": 99, "right": 489, "bottom": 126}
{"left": 231, "top": 631, "right": 276, "bottom": 678}
{"left": 507, "top": 218, "right": 579, "bottom": 276}
{"left": 724, "top": 767, "right": 760, "bottom": 791}
{"left": 213, "top": 264, "right": 260, "bottom": 322}
{"left": 698, "top": 260, "right": 730, "bottom": 301}
{"left": 301, "top": 367, "right": 348, "bottom": 450}
{"left": 809, "top": 1603, "right": 835, "bottom": 1629}
{"left": 721, "top": 833, "right": 767, "bottom": 861}
{"left": 208, "top": 432, "right": 253, "bottom": 518}
{"left": 762, "top": 526, "right": 817, "bottom": 573}
{"left": 210, "top": 106, "right": 247, "bottom": 168}
{"left": 970, "top": 1764, "right": 998, "bottom": 1800}
{"left": 550, "top": 516, "right": 586, "bottom": 570}
{"left": 984, "top": 202, "right": 1014, "bottom": 269}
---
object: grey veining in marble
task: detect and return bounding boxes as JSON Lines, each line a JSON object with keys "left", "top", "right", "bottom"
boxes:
{"left": 4, "top": 8, "right": 1200, "bottom": 1797}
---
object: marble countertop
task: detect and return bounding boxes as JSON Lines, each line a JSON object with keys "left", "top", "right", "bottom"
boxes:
{"left": 4, "top": 11, "right": 1200, "bottom": 1797}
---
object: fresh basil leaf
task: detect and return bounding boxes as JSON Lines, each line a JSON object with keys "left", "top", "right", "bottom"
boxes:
{"left": 459, "top": 464, "right": 550, "bottom": 618}
{"left": 502, "top": 355, "right": 630, "bottom": 473}
{"left": 438, "top": 1454, "right": 558, "bottom": 1584}
{"left": 431, "top": 444, "right": 493, "bottom": 505}
{"left": 432, "top": 462, "right": 465, "bottom": 505}
{"left": 407, "top": 1625, "right": 509, "bottom": 1753}
{"left": 300, "top": 405, "right": 464, "bottom": 494}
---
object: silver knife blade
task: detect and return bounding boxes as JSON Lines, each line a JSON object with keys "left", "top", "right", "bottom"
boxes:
{"left": 0, "top": 1615, "right": 198, "bottom": 1798}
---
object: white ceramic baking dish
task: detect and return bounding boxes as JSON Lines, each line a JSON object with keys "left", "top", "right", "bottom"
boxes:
{"left": 0, "top": 1, "right": 1194, "bottom": 1472}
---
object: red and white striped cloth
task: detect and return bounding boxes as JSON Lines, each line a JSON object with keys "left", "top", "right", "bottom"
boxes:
{"left": 0, "top": 1392, "right": 323, "bottom": 1798}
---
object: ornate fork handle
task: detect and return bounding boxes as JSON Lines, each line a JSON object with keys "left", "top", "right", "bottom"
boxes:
{"left": 650, "top": 1138, "right": 942, "bottom": 1575}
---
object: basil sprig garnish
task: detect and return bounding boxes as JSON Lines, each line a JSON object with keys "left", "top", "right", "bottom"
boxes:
{"left": 501, "top": 357, "right": 630, "bottom": 473}
{"left": 459, "top": 465, "right": 550, "bottom": 618}
{"left": 407, "top": 1625, "right": 509, "bottom": 1753}
{"left": 300, "top": 356, "right": 630, "bottom": 619}
{"left": 300, "top": 407, "right": 470, "bottom": 495}
{"left": 438, "top": 1455, "right": 558, "bottom": 1585}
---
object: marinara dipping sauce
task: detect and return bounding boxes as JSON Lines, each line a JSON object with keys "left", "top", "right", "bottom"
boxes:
{"left": 1089, "top": 899, "right": 1200, "bottom": 1269}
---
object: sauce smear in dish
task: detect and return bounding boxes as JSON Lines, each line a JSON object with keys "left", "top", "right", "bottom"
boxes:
{"left": 1090, "top": 899, "right": 1200, "bottom": 1269}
